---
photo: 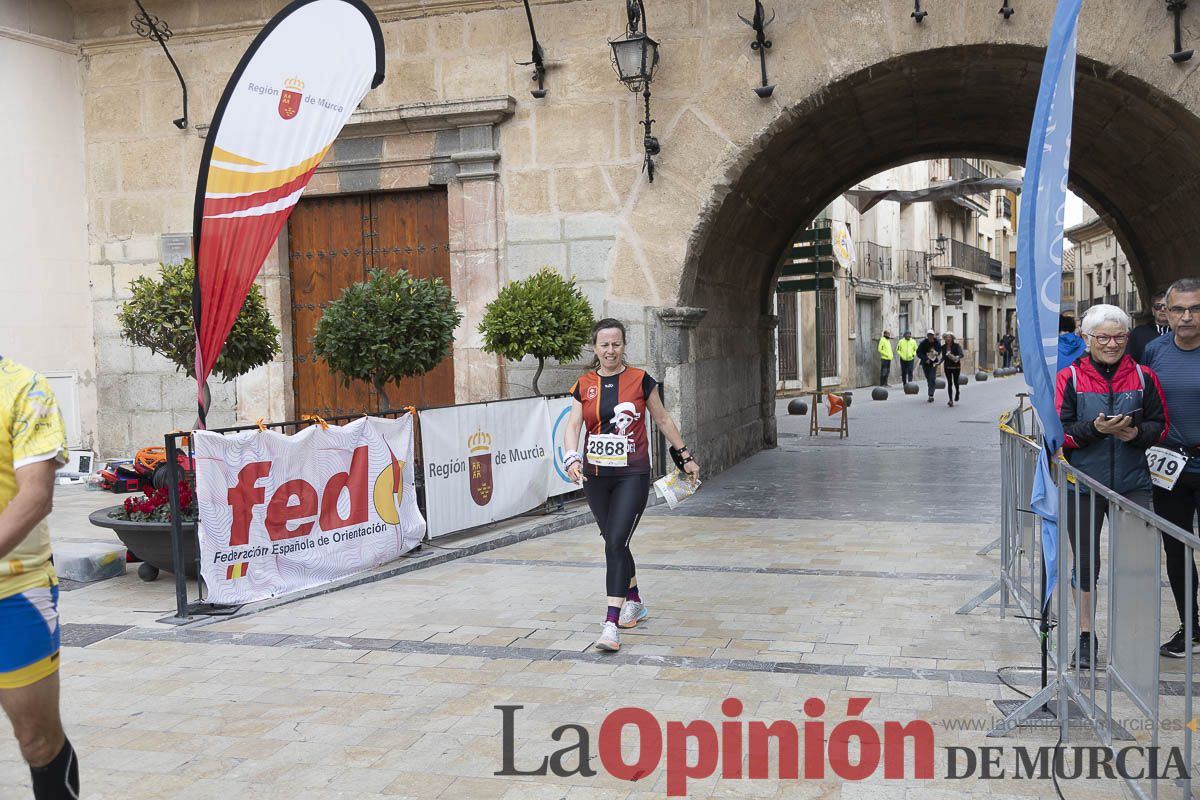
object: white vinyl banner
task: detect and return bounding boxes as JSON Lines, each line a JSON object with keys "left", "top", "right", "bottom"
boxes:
{"left": 194, "top": 415, "right": 425, "bottom": 604}
{"left": 421, "top": 398, "right": 552, "bottom": 536}
{"left": 547, "top": 395, "right": 584, "bottom": 497}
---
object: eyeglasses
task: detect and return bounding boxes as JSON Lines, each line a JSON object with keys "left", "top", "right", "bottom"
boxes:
{"left": 1167, "top": 305, "right": 1200, "bottom": 317}
{"left": 1088, "top": 333, "right": 1129, "bottom": 345}
{"left": 1153, "top": 303, "right": 1167, "bottom": 311}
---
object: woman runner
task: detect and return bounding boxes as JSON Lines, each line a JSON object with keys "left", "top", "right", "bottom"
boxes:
{"left": 942, "top": 332, "right": 964, "bottom": 407}
{"left": 563, "top": 319, "right": 700, "bottom": 653}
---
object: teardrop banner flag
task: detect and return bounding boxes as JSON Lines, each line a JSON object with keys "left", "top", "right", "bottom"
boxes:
{"left": 192, "top": 0, "right": 384, "bottom": 424}
{"left": 1014, "top": 0, "right": 1082, "bottom": 605}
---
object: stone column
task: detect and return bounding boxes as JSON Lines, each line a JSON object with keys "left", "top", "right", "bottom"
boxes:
{"left": 448, "top": 124, "right": 504, "bottom": 402}
{"left": 759, "top": 313, "right": 779, "bottom": 448}
{"left": 652, "top": 306, "right": 706, "bottom": 464}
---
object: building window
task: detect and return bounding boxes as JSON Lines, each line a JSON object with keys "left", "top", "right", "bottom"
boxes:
{"left": 899, "top": 301, "right": 911, "bottom": 335}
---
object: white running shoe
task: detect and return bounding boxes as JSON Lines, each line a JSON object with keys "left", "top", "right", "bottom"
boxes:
{"left": 595, "top": 621, "right": 621, "bottom": 652}
{"left": 618, "top": 600, "right": 649, "bottom": 629}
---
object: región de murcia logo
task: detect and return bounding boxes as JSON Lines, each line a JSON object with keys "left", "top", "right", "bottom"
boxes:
{"left": 468, "top": 429, "right": 494, "bottom": 507}
{"left": 279, "top": 76, "right": 304, "bottom": 120}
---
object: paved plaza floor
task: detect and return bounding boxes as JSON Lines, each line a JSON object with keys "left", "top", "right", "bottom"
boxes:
{"left": 2, "top": 374, "right": 1186, "bottom": 798}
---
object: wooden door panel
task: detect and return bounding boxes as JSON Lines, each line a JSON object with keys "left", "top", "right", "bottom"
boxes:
{"left": 368, "top": 190, "right": 455, "bottom": 410}
{"left": 288, "top": 188, "right": 456, "bottom": 418}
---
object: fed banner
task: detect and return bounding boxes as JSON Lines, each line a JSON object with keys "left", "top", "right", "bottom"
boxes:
{"left": 422, "top": 397, "right": 552, "bottom": 536}
{"left": 194, "top": 415, "right": 425, "bottom": 604}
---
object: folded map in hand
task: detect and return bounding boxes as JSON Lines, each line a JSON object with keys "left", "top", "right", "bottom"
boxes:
{"left": 654, "top": 470, "right": 700, "bottom": 510}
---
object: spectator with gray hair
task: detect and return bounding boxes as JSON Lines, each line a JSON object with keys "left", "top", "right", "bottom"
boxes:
{"left": 1143, "top": 277, "right": 1200, "bottom": 657}
{"left": 1056, "top": 303, "right": 1168, "bottom": 668}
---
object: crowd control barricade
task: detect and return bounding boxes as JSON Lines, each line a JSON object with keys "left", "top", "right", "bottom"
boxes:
{"left": 161, "top": 393, "right": 599, "bottom": 622}
{"left": 161, "top": 408, "right": 412, "bottom": 623}
{"left": 956, "top": 398, "right": 1040, "bottom": 616}
{"left": 992, "top": 424, "right": 1198, "bottom": 799}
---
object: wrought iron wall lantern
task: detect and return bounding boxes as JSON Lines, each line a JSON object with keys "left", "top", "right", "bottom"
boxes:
{"left": 1168, "top": 1, "right": 1194, "bottom": 63}
{"left": 911, "top": 0, "right": 927, "bottom": 23}
{"left": 132, "top": 0, "right": 188, "bottom": 129}
{"left": 610, "top": 0, "right": 661, "bottom": 181}
{"left": 739, "top": 1, "right": 775, "bottom": 98}
{"left": 923, "top": 233, "right": 949, "bottom": 262}
{"left": 999, "top": 1, "right": 1014, "bottom": 20}
{"left": 518, "top": 0, "right": 548, "bottom": 98}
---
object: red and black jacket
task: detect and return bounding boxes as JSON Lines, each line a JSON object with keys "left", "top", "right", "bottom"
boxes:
{"left": 1056, "top": 354, "right": 1169, "bottom": 494}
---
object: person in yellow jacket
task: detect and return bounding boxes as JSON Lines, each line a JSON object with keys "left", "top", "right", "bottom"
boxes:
{"left": 878, "top": 330, "right": 894, "bottom": 386}
{"left": 896, "top": 330, "right": 918, "bottom": 386}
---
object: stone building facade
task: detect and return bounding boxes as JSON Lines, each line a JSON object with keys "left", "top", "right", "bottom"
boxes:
{"left": 7, "top": 0, "right": 1200, "bottom": 472}
{"left": 775, "top": 158, "right": 1018, "bottom": 392}
{"left": 1065, "top": 214, "right": 1143, "bottom": 320}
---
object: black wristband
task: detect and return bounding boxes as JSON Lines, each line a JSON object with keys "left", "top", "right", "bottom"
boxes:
{"left": 669, "top": 445, "right": 688, "bottom": 469}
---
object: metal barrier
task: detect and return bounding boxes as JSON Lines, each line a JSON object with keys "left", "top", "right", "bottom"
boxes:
{"left": 991, "top": 423, "right": 1198, "bottom": 799}
{"left": 159, "top": 394, "right": 586, "bottom": 623}
{"left": 955, "top": 394, "right": 1038, "bottom": 615}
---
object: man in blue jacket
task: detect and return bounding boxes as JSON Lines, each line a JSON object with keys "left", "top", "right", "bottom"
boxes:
{"left": 1057, "top": 314, "right": 1087, "bottom": 373}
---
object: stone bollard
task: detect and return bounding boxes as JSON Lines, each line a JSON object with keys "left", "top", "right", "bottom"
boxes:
{"left": 871, "top": 387, "right": 889, "bottom": 401}
{"left": 903, "top": 382, "right": 920, "bottom": 395}
{"left": 787, "top": 398, "right": 808, "bottom": 415}
{"left": 935, "top": 378, "right": 946, "bottom": 389}
{"left": 958, "top": 376, "right": 969, "bottom": 386}
{"left": 975, "top": 371, "right": 989, "bottom": 382}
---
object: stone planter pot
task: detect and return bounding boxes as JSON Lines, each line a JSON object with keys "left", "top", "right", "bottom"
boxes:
{"left": 88, "top": 507, "right": 198, "bottom": 582}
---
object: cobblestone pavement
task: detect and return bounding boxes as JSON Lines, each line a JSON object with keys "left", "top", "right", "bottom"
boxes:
{"left": 2, "top": 375, "right": 1170, "bottom": 798}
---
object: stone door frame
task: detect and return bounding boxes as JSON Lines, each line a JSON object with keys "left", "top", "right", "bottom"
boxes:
{"left": 231, "top": 96, "right": 517, "bottom": 423}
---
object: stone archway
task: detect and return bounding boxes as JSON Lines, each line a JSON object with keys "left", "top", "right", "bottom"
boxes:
{"left": 651, "top": 41, "right": 1200, "bottom": 473}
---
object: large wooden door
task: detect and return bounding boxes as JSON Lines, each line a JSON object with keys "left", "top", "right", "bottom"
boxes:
{"left": 288, "top": 188, "right": 455, "bottom": 418}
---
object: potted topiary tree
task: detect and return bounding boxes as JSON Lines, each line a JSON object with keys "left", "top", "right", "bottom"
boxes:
{"left": 312, "top": 268, "right": 463, "bottom": 411}
{"left": 479, "top": 268, "right": 594, "bottom": 395}
{"left": 116, "top": 259, "right": 281, "bottom": 388}
{"left": 90, "top": 259, "right": 281, "bottom": 580}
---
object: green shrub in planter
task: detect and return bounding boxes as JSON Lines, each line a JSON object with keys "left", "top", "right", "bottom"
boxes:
{"left": 312, "top": 269, "right": 462, "bottom": 411}
{"left": 117, "top": 259, "right": 280, "bottom": 381}
{"left": 479, "top": 268, "right": 594, "bottom": 395}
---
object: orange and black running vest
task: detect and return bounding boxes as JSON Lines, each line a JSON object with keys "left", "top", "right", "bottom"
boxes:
{"left": 570, "top": 367, "right": 658, "bottom": 477}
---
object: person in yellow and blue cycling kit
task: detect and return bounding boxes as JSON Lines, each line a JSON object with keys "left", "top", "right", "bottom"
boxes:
{"left": 0, "top": 355, "right": 79, "bottom": 799}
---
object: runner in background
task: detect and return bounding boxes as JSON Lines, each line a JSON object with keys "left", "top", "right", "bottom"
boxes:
{"left": 563, "top": 319, "right": 700, "bottom": 653}
{"left": 0, "top": 355, "right": 78, "bottom": 800}
{"left": 941, "top": 332, "right": 964, "bottom": 407}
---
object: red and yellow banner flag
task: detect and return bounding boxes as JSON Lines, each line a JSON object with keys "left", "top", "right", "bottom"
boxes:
{"left": 192, "top": 0, "right": 384, "bottom": 421}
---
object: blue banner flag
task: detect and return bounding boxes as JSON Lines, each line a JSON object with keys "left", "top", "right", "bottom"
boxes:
{"left": 1015, "top": 0, "right": 1081, "bottom": 604}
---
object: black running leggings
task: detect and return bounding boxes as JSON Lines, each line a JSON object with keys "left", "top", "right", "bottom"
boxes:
{"left": 944, "top": 368, "right": 961, "bottom": 400}
{"left": 1155, "top": 471, "right": 1200, "bottom": 630}
{"left": 584, "top": 472, "right": 650, "bottom": 598}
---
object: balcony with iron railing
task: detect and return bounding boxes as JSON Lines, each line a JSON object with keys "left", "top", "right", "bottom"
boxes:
{"left": 856, "top": 241, "right": 892, "bottom": 282}
{"left": 939, "top": 158, "right": 991, "bottom": 213}
{"left": 895, "top": 249, "right": 929, "bottom": 285}
{"left": 1000, "top": 195, "right": 1013, "bottom": 221}
{"left": 950, "top": 157, "right": 986, "bottom": 182}
{"left": 929, "top": 238, "right": 1003, "bottom": 284}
